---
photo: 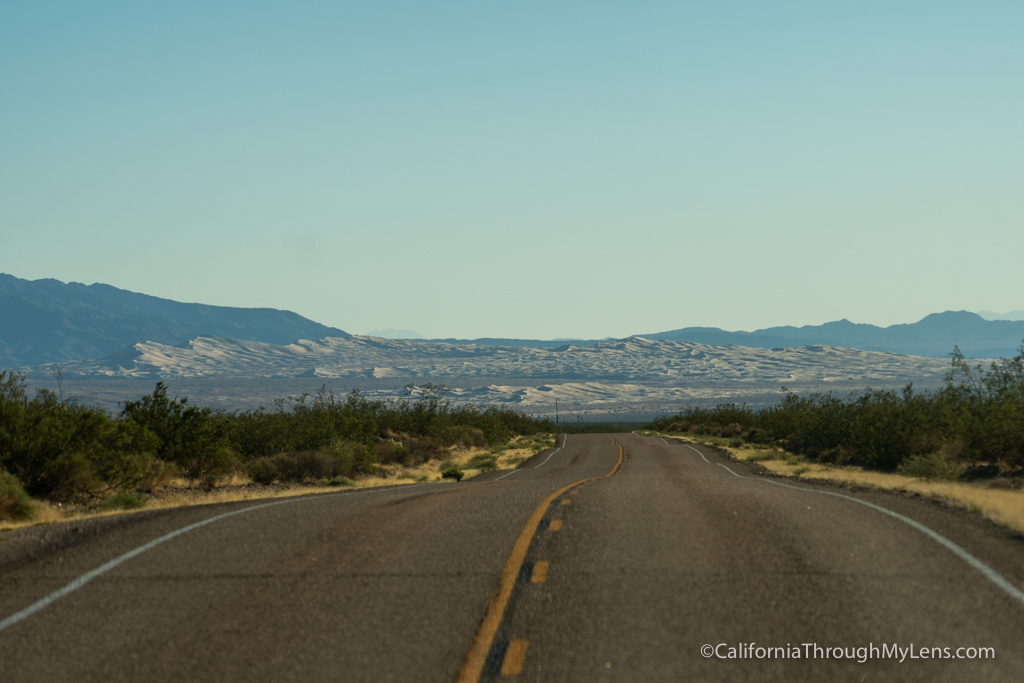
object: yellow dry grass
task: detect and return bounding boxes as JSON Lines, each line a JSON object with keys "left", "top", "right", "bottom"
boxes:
{"left": 657, "top": 433, "right": 1024, "bottom": 537}
{"left": 0, "top": 435, "right": 555, "bottom": 532}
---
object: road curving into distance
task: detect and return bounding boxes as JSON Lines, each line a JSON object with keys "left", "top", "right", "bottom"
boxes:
{"left": 2, "top": 433, "right": 1024, "bottom": 681}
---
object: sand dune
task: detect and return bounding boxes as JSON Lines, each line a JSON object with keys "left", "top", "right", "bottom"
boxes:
{"left": 23, "top": 335, "right": 962, "bottom": 417}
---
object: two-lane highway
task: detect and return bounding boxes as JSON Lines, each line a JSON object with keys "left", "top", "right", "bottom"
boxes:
{"left": 2, "top": 434, "right": 1023, "bottom": 681}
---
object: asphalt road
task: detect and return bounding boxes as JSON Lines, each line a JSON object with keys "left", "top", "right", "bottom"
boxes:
{"left": 2, "top": 433, "right": 1023, "bottom": 681}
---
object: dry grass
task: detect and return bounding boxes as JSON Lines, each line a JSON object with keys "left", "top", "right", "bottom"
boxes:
{"left": 653, "top": 432, "right": 1024, "bottom": 537}
{"left": 0, "top": 434, "right": 555, "bottom": 532}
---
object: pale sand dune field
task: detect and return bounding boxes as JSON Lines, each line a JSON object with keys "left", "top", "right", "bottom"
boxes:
{"left": 23, "top": 335, "right": 961, "bottom": 417}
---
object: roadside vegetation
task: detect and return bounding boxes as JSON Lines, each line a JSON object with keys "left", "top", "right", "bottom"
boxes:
{"left": 647, "top": 344, "right": 1024, "bottom": 482}
{"left": 0, "top": 376, "right": 555, "bottom": 523}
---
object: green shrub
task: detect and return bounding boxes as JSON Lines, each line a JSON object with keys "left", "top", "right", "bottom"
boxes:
{"left": 745, "top": 451, "right": 781, "bottom": 462}
{"left": 248, "top": 456, "right": 279, "bottom": 485}
{"left": 409, "top": 437, "right": 449, "bottom": 464}
{"left": 1, "top": 373, "right": 162, "bottom": 501}
{"left": 100, "top": 492, "right": 147, "bottom": 510}
{"left": 458, "top": 428, "right": 487, "bottom": 449}
{"left": 897, "top": 443, "right": 966, "bottom": 480}
{"left": 268, "top": 454, "right": 301, "bottom": 482}
{"left": 440, "top": 462, "right": 464, "bottom": 481}
{"left": 294, "top": 451, "right": 339, "bottom": 481}
{"left": 728, "top": 438, "right": 744, "bottom": 448}
{"left": 376, "top": 440, "right": 406, "bottom": 465}
{"left": 721, "top": 423, "right": 744, "bottom": 438}
{"left": 467, "top": 454, "right": 498, "bottom": 471}
{"left": 0, "top": 470, "right": 34, "bottom": 521}
{"left": 0, "top": 373, "right": 558, "bottom": 501}
{"left": 121, "top": 383, "right": 235, "bottom": 484}
{"left": 322, "top": 476, "right": 354, "bottom": 487}
{"left": 818, "top": 446, "right": 856, "bottom": 466}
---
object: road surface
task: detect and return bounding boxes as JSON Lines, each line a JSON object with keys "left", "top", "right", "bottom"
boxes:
{"left": 2, "top": 433, "right": 1023, "bottom": 681}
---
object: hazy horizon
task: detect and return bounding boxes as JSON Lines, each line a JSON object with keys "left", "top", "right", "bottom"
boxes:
{"left": 3, "top": 2, "right": 1022, "bottom": 339}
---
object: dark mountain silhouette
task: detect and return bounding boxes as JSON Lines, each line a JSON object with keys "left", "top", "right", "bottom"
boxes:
{"left": 0, "top": 274, "right": 349, "bottom": 367}
{"left": 640, "top": 311, "right": 1024, "bottom": 359}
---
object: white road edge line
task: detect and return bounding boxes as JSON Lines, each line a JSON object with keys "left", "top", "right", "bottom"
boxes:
{"left": 684, "top": 444, "right": 712, "bottom": 464}
{"left": 669, "top": 434, "right": 1024, "bottom": 607}
{"left": 494, "top": 469, "right": 522, "bottom": 481}
{"left": 717, "top": 463, "right": 744, "bottom": 478}
{"left": 0, "top": 482, "right": 434, "bottom": 633}
{"left": 734, "top": 467, "right": 1024, "bottom": 608}
{"left": 534, "top": 435, "right": 567, "bottom": 469}
{"left": 0, "top": 498, "right": 299, "bottom": 633}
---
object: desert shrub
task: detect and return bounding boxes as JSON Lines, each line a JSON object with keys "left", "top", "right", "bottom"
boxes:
{"left": 323, "top": 476, "right": 354, "bottom": 487}
{"left": 728, "top": 438, "right": 744, "bottom": 448}
{"left": 321, "top": 438, "right": 373, "bottom": 475}
{"left": 440, "top": 462, "right": 464, "bottom": 481}
{"left": 0, "top": 372, "right": 557, "bottom": 500}
{"left": 942, "top": 346, "right": 1024, "bottom": 468}
{"left": 100, "top": 492, "right": 147, "bottom": 510}
{"left": 248, "top": 456, "right": 279, "bottom": 485}
{"left": 692, "top": 423, "right": 721, "bottom": 436}
{"left": 0, "top": 470, "right": 34, "bottom": 521}
{"left": 897, "top": 444, "right": 967, "bottom": 481}
{"left": 121, "top": 383, "right": 235, "bottom": 484}
{"left": 646, "top": 343, "right": 1024, "bottom": 475}
{"left": 248, "top": 441, "right": 372, "bottom": 485}
{"left": 467, "top": 453, "right": 498, "bottom": 471}
{"left": 458, "top": 428, "right": 487, "bottom": 449}
{"left": 224, "top": 385, "right": 549, "bottom": 466}
{"left": 294, "top": 451, "right": 340, "bottom": 481}
{"left": 721, "top": 423, "right": 744, "bottom": 438}
{"left": 743, "top": 428, "right": 769, "bottom": 443}
{"left": 376, "top": 440, "right": 406, "bottom": 465}
{"left": 1, "top": 374, "right": 163, "bottom": 501}
{"left": 745, "top": 451, "right": 781, "bottom": 463}
{"left": 270, "top": 453, "right": 302, "bottom": 482}
{"left": 402, "top": 437, "right": 448, "bottom": 465}
{"left": 818, "top": 446, "right": 857, "bottom": 466}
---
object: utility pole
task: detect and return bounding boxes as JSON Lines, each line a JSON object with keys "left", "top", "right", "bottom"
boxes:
{"left": 555, "top": 399, "right": 559, "bottom": 424}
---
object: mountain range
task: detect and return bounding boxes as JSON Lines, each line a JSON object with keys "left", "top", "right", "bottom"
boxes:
{"left": 0, "top": 273, "right": 348, "bottom": 367}
{"left": 2, "top": 274, "right": 1023, "bottom": 370}
{"left": 637, "top": 312, "right": 1024, "bottom": 359}
{"left": 427, "top": 314, "right": 1024, "bottom": 359}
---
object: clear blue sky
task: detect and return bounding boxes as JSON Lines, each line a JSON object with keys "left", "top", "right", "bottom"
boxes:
{"left": 2, "top": 1, "right": 1022, "bottom": 339}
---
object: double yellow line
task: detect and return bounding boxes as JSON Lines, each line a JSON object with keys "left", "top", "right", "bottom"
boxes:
{"left": 456, "top": 441, "right": 625, "bottom": 682}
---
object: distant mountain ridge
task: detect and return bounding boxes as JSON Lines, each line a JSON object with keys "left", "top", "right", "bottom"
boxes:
{"left": 423, "top": 312, "right": 1024, "bottom": 358}
{"left": 3, "top": 273, "right": 1022, "bottom": 368}
{"left": 0, "top": 273, "right": 349, "bottom": 367}
{"left": 639, "top": 311, "right": 1024, "bottom": 359}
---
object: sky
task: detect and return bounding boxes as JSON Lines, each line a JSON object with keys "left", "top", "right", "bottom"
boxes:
{"left": 2, "top": 1, "right": 1022, "bottom": 340}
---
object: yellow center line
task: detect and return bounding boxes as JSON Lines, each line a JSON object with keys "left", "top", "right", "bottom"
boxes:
{"left": 501, "top": 640, "right": 529, "bottom": 676}
{"left": 455, "top": 440, "right": 625, "bottom": 683}
{"left": 530, "top": 561, "right": 550, "bottom": 583}
{"left": 560, "top": 499, "right": 571, "bottom": 506}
